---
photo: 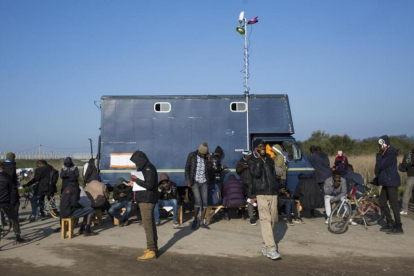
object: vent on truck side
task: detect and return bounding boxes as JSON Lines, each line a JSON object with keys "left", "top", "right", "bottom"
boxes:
{"left": 154, "top": 102, "right": 171, "bottom": 113}
{"left": 230, "top": 102, "right": 247, "bottom": 112}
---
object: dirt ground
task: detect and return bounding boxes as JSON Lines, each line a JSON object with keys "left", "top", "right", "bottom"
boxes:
{"left": 1, "top": 202, "right": 414, "bottom": 276}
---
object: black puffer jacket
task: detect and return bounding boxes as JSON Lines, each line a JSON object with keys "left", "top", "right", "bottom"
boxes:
{"left": 25, "top": 165, "right": 51, "bottom": 196}
{"left": 3, "top": 161, "right": 19, "bottom": 203}
{"left": 130, "top": 151, "right": 158, "bottom": 204}
{"left": 185, "top": 151, "right": 212, "bottom": 186}
{"left": 0, "top": 171, "right": 13, "bottom": 204}
{"left": 248, "top": 153, "right": 279, "bottom": 197}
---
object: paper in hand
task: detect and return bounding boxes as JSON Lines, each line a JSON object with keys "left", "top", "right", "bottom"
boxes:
{"left": 131, "top": 171, "right": 145, "bottom": 181}
{"left": 133, "top": 182, "right": 146, "bottom": 191}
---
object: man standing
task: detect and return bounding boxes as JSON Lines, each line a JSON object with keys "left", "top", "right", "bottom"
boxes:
{"left": 130, "top": 150, "right": 159, "bottom": 260}
{"left": 236, "top": 150, "right": 256, "bottom": 225}
{"left": 185, "top": 142, "right": 212, "bottom": 230}
{"left": 248, "top": 139, "right": 281, "bottom": 260}
{"left": 399, "top": 147, "right": 414, "bottom": 216}
{"left": 375, "top": 135, "right": 403, "bottom": 234}
{"left": 308, "top": 146, "right": 332, "bottom": 193}
{"left": 3, "top": 152, "right": 20, "bottom": 220}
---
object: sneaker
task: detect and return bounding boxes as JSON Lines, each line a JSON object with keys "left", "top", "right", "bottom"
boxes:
{"left": 173, "top": 220, "right": 179, "bottom": 227}
{"left": 155, "top": 221, "right": 161, "bottom": 227}
{"left": 250, "top": 218, "right": 257, "bottom": 226}
{"left": 293, "top": 218, "right": 301, "bottom": 224}
{"left": 287, "top": 220, "right": 294, "bottom": 226}
{"left": 349, "top": 219, "right": 357, "bottom": 226}
{"left": 191, "top": 220, "right": 199, "bottom": 230}
{"left": 380, "top": 222, "right": 394, "bottom": 232}
{"left": 296, "top": 218, "right": 305, "bottom": 224}
{"left": 138, "top": 250, "right": 157, "bottom": 261}
{"left": 223, "top": 214, "right": 230, "bottom": 221}
{"left": 261, "top": 247, "right": 268, "bottom": 256}
{"left": 123, "top": 219, "right": 131, "bottom": 226}
{"left": 267, "top": 250, "right": 281, "bottom": 260}
{"left": 400, "top": 210, "right": 408, "bottom": 216}
{"left": 325, "top": 219, "right": 329, "bottom": 225}
{"left": 201, "top": 223, "right": 210, "bottom": 230}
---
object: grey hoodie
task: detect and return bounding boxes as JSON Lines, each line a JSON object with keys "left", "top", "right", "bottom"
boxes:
{"left": 324, "top": 177, "right": 347, "bottom": 202}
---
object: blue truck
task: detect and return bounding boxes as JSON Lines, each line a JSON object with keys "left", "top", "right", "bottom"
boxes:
{"left": 97, "top": 94, "right": 314, "bottom": 193}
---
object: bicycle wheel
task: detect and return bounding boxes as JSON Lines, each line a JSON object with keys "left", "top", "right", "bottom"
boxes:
{"left": 328, "top": 202, "right": 351, "bottom": 234}
{"left": 0, "top": 209, "right": 12, "bottom": 238}
{"left": 362, "top": 201, "right": 383, "bottom": 226}
{"left": 48, "top": 197, "right": 60, "bottom": 219}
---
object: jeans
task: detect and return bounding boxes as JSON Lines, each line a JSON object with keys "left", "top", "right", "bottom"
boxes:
{"left": 192, "top": 181, "right": 208, "bottom": 208}
{"left": 248, "top": 203, "right": 255, "bottom": 219}
{"left": 284, "top": 199, "right": 298, "bottom": 221}
{"left": 154, "top": 199, "right": 178, "bottom": 223}
{"left": 138, "top": 203, "right": 158, "bottom": 252}
{"left": 379, "top": 186, "right": 401, "bottom": 225}
{"left": 108, "top": 201, "right": 132, "bottom": 222}
{"left": 30, "top": 195, "right": 41, "bottom": 217}
{"left": 402, "top": 176, "right": 414, "bottom": 212}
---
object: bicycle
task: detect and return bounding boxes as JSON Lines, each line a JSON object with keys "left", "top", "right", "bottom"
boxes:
{"left": 20, "top": 185, "right": 33, "bottom": 210}
{"left": 328, "top": 180, "right": 383, "bottom": 234}
{"left": 0, "top": 206, "right": 12, "bottom": 245}
{"left": 42, "top": 195, "right": 60, "bottom": 219}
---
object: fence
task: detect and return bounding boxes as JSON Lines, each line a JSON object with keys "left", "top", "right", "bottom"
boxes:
{"left": 0, "top": 152, "right": 91, "bottom": 160}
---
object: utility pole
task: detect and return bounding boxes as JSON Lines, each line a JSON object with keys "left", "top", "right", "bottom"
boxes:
{"left": 39, "top": 144, "right": 42, "bottom": 159}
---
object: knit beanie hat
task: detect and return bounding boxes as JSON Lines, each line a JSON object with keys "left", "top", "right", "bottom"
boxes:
{"left": 252, "top": 139, "right": 265, "bottom": 150}
{"left": 379, "top": 135, "right": 390, "bottom": 146}
{"left": 198, "top": 142, "right": 209, "bottom": 155}
{"left": 6, "top": 152, "right": 15, "bottom": 160}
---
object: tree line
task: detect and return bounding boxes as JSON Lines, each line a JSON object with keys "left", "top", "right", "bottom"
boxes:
{"left": 298, "top": 130, "right": 414, "bottom": 156}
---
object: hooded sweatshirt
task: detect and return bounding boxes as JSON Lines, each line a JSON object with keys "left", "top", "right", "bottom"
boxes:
{"left": 130, "top": 151, "right": 158, "bottom": 204}
{"left": 375, "top": 146, "right": 401, "bottom": 187}
{"left": 60, "top": 157, "right": 79, "bottom": 193}
{"left": 158, "top": 173, "right": 178, "bottom": 201}
{"left": 308, "top": 151, "right": 332, "bottom": 183}
{"left": 113, "top": 178, "right": 133, "bottom": 202}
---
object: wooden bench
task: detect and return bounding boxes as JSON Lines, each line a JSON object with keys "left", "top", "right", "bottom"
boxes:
{"left": 205, "top": 205, "right": 247, "bottom": 224}
{"left": 159, "top": 205, "right": 183, "bottom": 225}
{"left": 61, "top": 218, "right": 75, "bottom": 239}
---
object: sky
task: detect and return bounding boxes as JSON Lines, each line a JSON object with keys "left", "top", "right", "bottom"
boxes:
{"left": 1, "top": 0, "right": 413, "bottom": 153}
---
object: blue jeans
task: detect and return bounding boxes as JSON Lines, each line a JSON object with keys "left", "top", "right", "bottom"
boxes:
{"left": 154, "top": 199, "right": 178, "bottom": 223}
{"left": 284, "top": 199, "right": 298, "bottom": 221}
{"left": 192, "top": 181, "right": 208, "bottom": 208}
{"left": 30, "top": 195, "right": 42, "bottom": 217}
{"left": 108, "top": 201, "right": 132, "bottom": 222}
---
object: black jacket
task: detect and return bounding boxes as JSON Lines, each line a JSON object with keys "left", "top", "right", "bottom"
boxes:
{"left": 60, "top": 157, "right": 79, "bottom": 193}
{"left": 399, "top": 152, "right": 414, "bottom": 177}
{"left": 293, "top": 174, "right": 324, "bottom": 210}
{"left": 375, "top": 146, "right": 401, "bottom": 187}
{"left": 185, "top": 151, "right": 212, "bottom": 186}
{"left": 248, "top": 153, "right": 279, "bottom": 197}
{"left": 113, "top": 184, "right": 133, "bottom": 202}
{"left": 308, "top": 152, "right": 332, "bottom": 183}
{"left": 0, "top": 171, "right": 13, "bottom": 204}
{"left": 130, "top": 151, "right": 158, "bottom": 204}
{"left": 236, "top": 157, "right": 253, "bottom": 197}
{"left": 25, "top": 165, "right": 51, "bottom": 196}
{"left": 3, "top": 161, "right": 19, "bottom": 203}
{"left": 84, "top": 158, "right": 98, "bottom": 185}
{"left": 60, "top": 181, "right": 82, "bottom": 218}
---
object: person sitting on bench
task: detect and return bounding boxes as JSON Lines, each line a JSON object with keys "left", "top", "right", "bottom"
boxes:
{"left": 222, "top": 174, "right": 245, "bottom": 221}
{"left": 60, "top": 175, "right": 98, "bottom": 237}
{"left": 154, "top": 173, "right": 179, "bottom": 227}
{"left": 278, "top": 186, "right": 304, "bottom": 225}
{"left": 109, "top": 177, "right": 133, "bottom": 227}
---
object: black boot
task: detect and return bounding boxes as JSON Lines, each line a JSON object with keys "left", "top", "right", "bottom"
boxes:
{"left": 78, "top": 223, "right": 85, "bottom": 235}
{"left": 14, "top": 235, "right": 29, "bottom": 244}
{"left": 387, "top": 223, "right": 404, "bottom": 235}
{"left": 380, "top": 221, "right": 394, "bottom": 232}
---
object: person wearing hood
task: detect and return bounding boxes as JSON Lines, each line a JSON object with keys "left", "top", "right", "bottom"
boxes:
{"left": 334, "top": 151, "right": 348, "bottom": 173}
{"left": 129, "top": 150, "right": 158, "bottom": 261}
{"left": 270, "top": 144, "right": 287, "bottom": 187}
{"left": 84, "top": 174, "right": 111, "bottom": 213}
{"left": 185, "top": 142, "right": 213, "bottom": 230}
{"left": 60, "top": 175, "right": 97, "bottom": 237}
{"left": 236, "top": 150, "right": 256, "bottom": 224}
{"left": 109, "top": 177, "right": 133, "bottom": 227}
{"left": 3, "top": 152, "right": 20, "bottom": 220}
{"left": 84, "top": 158, "right": 98, "bottom": 185}
{"left": 154, "top": 173, "right": 179, "bottom": 227}
{"left": 211, "top": 146, "right": 228, "bottom": 191}
{"left": 308, "top": 146, "right": 332, "bottom": 194}
{"left": 374, "top": 135, "right": 403, "bottom": 235}
{"left": 60, "top": 157, "right": 79, "bottom": 193}
{"left": 294, "top": 174, "right": 323, "bottom": 218}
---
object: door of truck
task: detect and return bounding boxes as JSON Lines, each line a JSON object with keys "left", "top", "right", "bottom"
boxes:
{"left": 251, "top": 135, "right": 314, "bottom": 192}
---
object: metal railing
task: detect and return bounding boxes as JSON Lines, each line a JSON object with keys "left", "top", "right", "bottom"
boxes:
{"left": 0, "top": 152, "right": 91, "bottom": 160}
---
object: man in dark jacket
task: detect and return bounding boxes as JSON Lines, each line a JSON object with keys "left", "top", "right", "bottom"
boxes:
{"left": 248, "top": 139, "right": 281, "bottom": 260}
{"left": 399, "top": 147, "right": 414, "bottom": 216}
{"left": 154, "top": 173, "right": 179, "bottom": 227}
{"left": 308, "top": 146, "right": 332, "bottom": 194}
{"left": 236, "top": 150, "right": 255, "bottom": 224}
{"left": 129, "top": 150, "right": 158, "bottom": 261}
{"left": 60, "top": 175, "right": 97, "bottom": 236}
{"left": 294, "top": 174, "right": 323, "bottom": 218}
{"left": 0, "top": 162, "right": 29, "bottom": 244}
{"left": 84, "top": 158, "right": 98, "bottom": 185}
{"left": 109, "top": 177, "right": 133, "bottom": 226}
{"left": 23, "top": 160, "right": 51, "bottom": 221}
{"left": 375, "top": 135, "right": 403, "bottom": 234}
{"left": 185, "top": 142, "right": 213, "bottom": 230}
{"left": 60, "top": 157, "right": 79, "bottom": 193}
{"left": 211, "top": 146, "right": 228, "bottom": 191}
{"left": 3, "top": 152, "right": 20, "bottom": 220}
{"left": 344, "top": 164, "right": 365, "bottom": 194}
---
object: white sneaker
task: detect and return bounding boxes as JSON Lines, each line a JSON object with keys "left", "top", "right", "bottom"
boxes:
{"left": 400, "top": 210, "right": 408, "bottom": 215}
{"left": 349, "top": 219, "right": 357, "bottom": 226}
{"left": 325, "top": 219, "right": 329, "bottom": 225}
